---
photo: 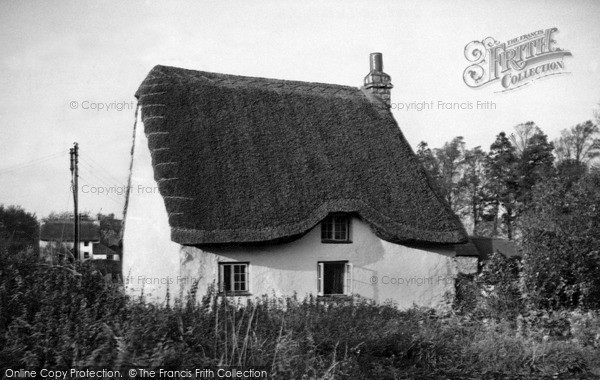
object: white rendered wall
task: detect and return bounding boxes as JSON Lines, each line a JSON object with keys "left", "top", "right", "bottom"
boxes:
{"left": 80, "top": 241, "right": 94, "bottom": 260}
{"left": 122, "top": 114, "right": 181, "bottom": 303}
{"left": 92, "top": 254, "right": 120, "bottom": 261}
{"left": 181, "top": 217, "right": 458, "bottom": 309}
{"left": 39, "top": 240, "right": 94, "bottom": 262}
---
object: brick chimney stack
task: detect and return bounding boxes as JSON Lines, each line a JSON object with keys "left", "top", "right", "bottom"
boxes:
{"left": 363, "top": 52, "right": 393, "bottom": 108}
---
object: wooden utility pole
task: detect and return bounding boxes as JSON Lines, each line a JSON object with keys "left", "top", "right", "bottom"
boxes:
{"left": 70, "top": 143, "right": 79, "bottom": 261}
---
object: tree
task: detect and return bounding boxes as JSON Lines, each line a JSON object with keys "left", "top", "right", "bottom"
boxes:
{"left": 480, "top": 126, "right": 554, "bottom": 240}
{"left": 416, "top": 141, "right": 441, "bottom": 183}
{"left": 418, "top": 139, "right": 495, "bottom": 235}
{"left": 483, "top": 132, "right": 519, "bottom": 239}
{"left": 434, "top": 137, "right": 467, "bottom": 212}
{"left": 459, "top": 146, "right": 487, "bottom": 234}
{"left": 0, "top": 204, "right": 39, "bottom": 254}
{"left": 509, "top": 121, "right": 538, "bottom": 156}
{"left": 554, "top": 120, "right": 600, "bottom": 166}
{"left": 416, "top": 138, "right": 467, "bottom": 213}
{"left": 516, "top": 129, "right": 555, "bottom": 204}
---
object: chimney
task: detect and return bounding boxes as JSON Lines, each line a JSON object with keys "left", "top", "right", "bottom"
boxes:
{"left": 363, "top": 52, "right": 393, "bottom": 107}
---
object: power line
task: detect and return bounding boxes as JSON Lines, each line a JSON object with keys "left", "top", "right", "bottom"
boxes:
{"left": 79, "top": 165, "right": 127, "bottom": 195}
{"left": 0, "top": 150, "right": 68, "bottom": 175}
{"left": 79, "top": 160, "right": 126, "bottom": 189}
{"left": 78, "top": 173, "right": 125, "bottom": 199}
{"left": 78, "top": 173, "right": 127, "bottom": 206}
{"left": 78, "top": 175, "right": 126, "bottom": 206}
{"left": 79, "top": 152, "right": 127, "bottom": 185}
{"left": 79, "top": 155, "right": 126, "bottom": 185}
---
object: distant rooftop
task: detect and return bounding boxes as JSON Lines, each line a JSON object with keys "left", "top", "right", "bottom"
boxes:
{"left": 40, "top": 220, "right": 100, "bottom": 242}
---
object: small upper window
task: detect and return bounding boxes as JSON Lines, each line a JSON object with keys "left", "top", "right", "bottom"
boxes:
{"left": 84, "top": 241, "right": 89, "bottom": 247}
{"left": 321, "top": 214, "right": 351, "bottom": 243}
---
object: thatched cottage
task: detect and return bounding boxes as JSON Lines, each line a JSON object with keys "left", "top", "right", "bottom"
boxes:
{"left": 123, "top": 53, "right": 469, "bottom": 307}
{"left": 40, "top": 220, "right": 100, "bottom": 261}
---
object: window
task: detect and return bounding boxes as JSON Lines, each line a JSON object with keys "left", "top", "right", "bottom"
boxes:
{"left": 317, "top": 261, "right": 353, "bottom": 296}
{"left": 219, "top": 262, "right": 249, "bottom": 294}
{"left": 84, "top": 241, "right": 89, "bottom": 247}
{"left": 321, "top": 214, "right": 351, "bottom": 243}
{"left": 84, "top": 252, "right": 89, "bottom": 259}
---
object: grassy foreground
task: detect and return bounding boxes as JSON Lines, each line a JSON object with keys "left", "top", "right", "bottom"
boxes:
{"left": 1, "top": 250, "right": 600, "bottom": 379}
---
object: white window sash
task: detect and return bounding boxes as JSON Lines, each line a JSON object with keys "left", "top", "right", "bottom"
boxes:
{"left": 243, "top": 264, "right": 249, "bottom": 292}
{"left": 344, "top": 263, "right": 353, "bottom": 295}
{"left": 317, "top": 262, "right": 324, "bottom": 296}
{"left": 236, "top": 264, "right": 247, "bottom": 292}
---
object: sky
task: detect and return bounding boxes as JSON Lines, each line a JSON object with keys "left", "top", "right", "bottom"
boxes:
{"left": 0, "top": 0, "right": 599, "bottom": 219}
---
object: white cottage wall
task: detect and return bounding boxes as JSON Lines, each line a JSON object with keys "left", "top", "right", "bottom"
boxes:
{"left": 181, "top": 217, "right": 458, "bottom": 309}
{"left": 122, "top": 114, "right": 181, "bottom": 303}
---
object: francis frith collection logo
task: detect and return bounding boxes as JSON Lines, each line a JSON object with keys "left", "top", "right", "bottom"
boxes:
{"left": 463, "top": 27, "right": 572, "bottom": 92}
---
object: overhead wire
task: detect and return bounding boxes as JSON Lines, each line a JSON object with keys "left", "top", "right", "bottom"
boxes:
{"left": 0, "top": 150, "right": 69, "bottom": 175}
{"left": 79, "top": 152, "right": 127, "bottom": 185}
{"left": 78, "top": 166, "right": 126, "bottom": 197}
{"left": 77, "top": 174, "right": 125, "bottom": 207}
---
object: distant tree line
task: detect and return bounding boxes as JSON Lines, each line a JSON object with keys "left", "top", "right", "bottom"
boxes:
{"left": 418, "top": 116, "right": 600, "bottom": 309}
{"left": 417, "top": 119, "right": 600, "bottom": 239}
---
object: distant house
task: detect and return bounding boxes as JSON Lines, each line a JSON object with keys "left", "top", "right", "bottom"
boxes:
{"left": 454, "top": 237, "right": 521, "bottom": 274}
{"left": 123, "top": 53, "right": 469, "bottom": 307}
{"left": 92, "top": 243, "right": 119, "bottom": 261}
{"left": 470, "top": 237, "right": 520, "bottom": 261}
{"left": 40, "top": 220, "right": 100, "bottom": 261}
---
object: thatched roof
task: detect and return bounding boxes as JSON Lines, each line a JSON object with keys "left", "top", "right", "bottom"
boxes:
{"left": 135, "top": 65, "right": 467, "bottom": 245}
{"left": 93, "top": 243, "right": 117, "bottom": 256}
{"left": 40, "top": 220, "right": 100, "bottom": 242}
{"left": 470, "top": 237, "right": 521, "bottom": 261}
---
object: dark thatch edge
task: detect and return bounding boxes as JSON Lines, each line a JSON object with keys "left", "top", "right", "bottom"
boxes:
{"left": 172, "top": 199, "right": 465, "bottom": 246}
{"left": 135, "top": 65, "right": 468, "bottom": 247}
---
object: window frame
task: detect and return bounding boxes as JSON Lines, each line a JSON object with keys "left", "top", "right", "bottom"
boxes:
{"left": 321, "top": 214, "right": 352, "bottom": 243}
{"left": 317, "top": 261, "right": 353, "bottom": 296}
{"left": 218, "top": 262, "right": 250, "bottom": 295}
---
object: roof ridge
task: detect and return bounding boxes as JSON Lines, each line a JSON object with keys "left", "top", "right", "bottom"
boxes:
{"left": 146, "top": 65, "right": 361, "bottom": 98}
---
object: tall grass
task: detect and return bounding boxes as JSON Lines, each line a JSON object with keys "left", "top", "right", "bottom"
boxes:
{"left": 1, "top": 248, "right": 600, "bottom": 379}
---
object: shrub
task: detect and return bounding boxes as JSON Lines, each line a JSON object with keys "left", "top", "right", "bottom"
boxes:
{"left": 454, "top": 251, "right": 524, "bottom": 319}
{"left": 520, "top": 174, "right": 600, "bottom": 310}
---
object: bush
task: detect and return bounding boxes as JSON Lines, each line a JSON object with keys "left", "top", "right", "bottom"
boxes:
{"left": 454, "top": 251, "right": 524, "bottom": 319}
{"left": 520, "top": 174, "right": 600, "bottom": 310}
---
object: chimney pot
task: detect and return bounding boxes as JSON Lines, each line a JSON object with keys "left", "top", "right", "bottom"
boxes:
{"left": 363, "top": 52, "right": 393, "bottom": 108}
{"left": 370, "top": 52, "right": 383, "bottom": 72}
